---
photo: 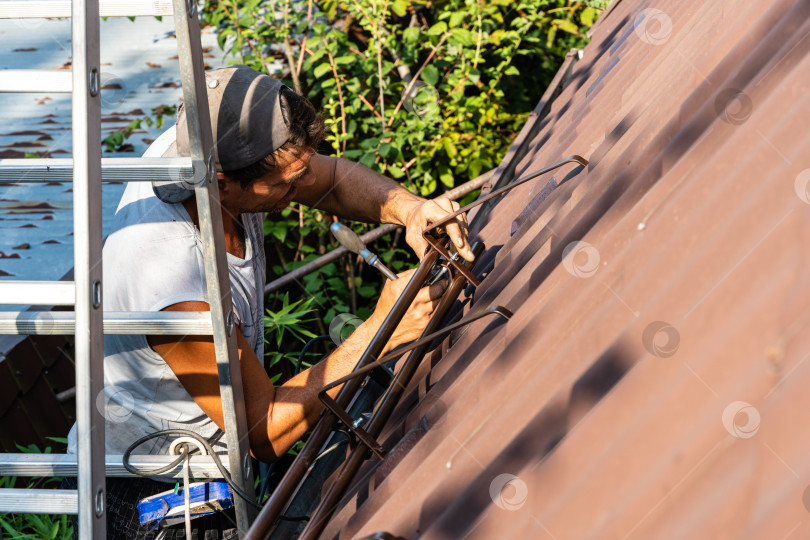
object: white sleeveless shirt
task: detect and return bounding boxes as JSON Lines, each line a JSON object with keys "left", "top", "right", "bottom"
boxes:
{"left": 67, "top": 126, "right": 266, "bottom": 456}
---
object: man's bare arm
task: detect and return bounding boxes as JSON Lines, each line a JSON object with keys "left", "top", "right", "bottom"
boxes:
{"left": 294, "top": 154, "right": 474, "bottom": 260}
{"left": 146, "top": 269, "right": 445, "bottom": 462}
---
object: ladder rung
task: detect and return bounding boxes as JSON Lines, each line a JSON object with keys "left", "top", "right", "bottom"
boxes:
{"left": 0, "top": 70, "right": 72, "bottom": 93}
{"left": 0, "top": 311, "right": 213, "bottom": 335}
{"left": 0, "top": 453, "right": 227, "bottom": 479}
{"left": 0, "top": 1, "right": 174, "bottom": 19}
{"left": 0, "top": 488, "right": 77, "bottom": 514}
{"left": 0, "top": 281, "right": 75, "bottom": 306}
{"left": 0, "top": 158, "right": 197, "bottom": 184}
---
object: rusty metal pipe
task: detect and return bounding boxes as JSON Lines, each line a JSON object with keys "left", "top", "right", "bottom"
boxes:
{"left": 246, "top": 249, "right": 440, "bottom": 540}
{"left": 298, "top": 244, "right": 486, "bottom": 540}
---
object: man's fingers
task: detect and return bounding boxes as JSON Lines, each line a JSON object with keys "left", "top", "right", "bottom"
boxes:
{"left": 445, "top": 220, "right": 474, "bottom": 261}
{"left": 427, "top": 277, "right": 448, "bottom": 301}
{"left": 436, "top": 200, "right": 473, "bottom": 262}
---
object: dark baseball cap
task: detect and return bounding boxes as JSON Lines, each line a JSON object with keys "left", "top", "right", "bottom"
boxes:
{"left": 153, "top": 65, "right": 291, "bottom": 203}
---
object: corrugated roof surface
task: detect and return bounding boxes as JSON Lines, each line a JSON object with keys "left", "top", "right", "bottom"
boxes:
{"left": 316, "top": 0, "right": 810, "bottom": 538}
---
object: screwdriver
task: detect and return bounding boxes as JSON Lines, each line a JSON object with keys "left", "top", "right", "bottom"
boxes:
{"left": 330, "top": 222, "right": 399, "bottom": 281}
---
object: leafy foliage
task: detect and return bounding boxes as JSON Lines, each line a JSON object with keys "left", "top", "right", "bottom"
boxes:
{"left": 0, "top": 440, "right": 73, "bottom": 539}
{"left": 202, "top": 0, "right": 599, "bottom": 195}
{"left": 263, "top": 292, "right": 318, "bottom": 381}
{"left": 102, "top": 104, "right": 177, "bottom": 153}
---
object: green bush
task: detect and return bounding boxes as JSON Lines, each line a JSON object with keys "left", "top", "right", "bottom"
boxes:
{"left": 0, "top": 440, "right": 73, "bottom": 540}
{"left": 204, "top": 0, "right": 600, "bottom": 195}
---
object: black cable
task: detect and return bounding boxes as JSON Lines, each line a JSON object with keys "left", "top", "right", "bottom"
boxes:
{"left": 295, "top": 334, "right": 332, "bottom": 375}
{"left": 122, "top": 428, "right": 262, "bottom": 509}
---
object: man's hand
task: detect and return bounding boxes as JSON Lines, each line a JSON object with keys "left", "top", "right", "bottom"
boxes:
{"left": 369, "top": 268, "right": 448, "bottom": 353}
{"left": 297, "top": 155, "right": 473, "bottom": 261}
{"left": 402, "top": 197, "right": 474, "bottom": 261}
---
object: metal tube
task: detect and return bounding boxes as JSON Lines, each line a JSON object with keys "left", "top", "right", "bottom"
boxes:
{"left": 0, "top": 310, "right": 214, "bottom": 335}
{"left": 0, "top": 489, "right": 78, "bottom": 515}
{"left": 0, "top": 281, "right": 75, "bottom": 306}
{"left": 246, "top": 250, "right": 440, "bottom": 540}
{"left": 0, "top": 453, "right": 230, "bottom": 479}
{"left": 0, "top": 71, "right": 72, "bottom": 93}
{"left": 0, "top": 157, "right": 196, "bottom": 184}
{"left": 372, "top": 259, "right": 399, "bottom": 281}
{"left": 299, "top": 244, "right": 486, "bottom": 540}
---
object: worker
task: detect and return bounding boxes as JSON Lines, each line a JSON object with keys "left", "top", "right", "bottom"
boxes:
{"left": 63, "top": 65, "right": 473, "bottom": 538}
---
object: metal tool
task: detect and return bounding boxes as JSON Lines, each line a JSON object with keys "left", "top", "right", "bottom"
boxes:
{"left": 330, "top": 221, "right": 399, "bottom": 281}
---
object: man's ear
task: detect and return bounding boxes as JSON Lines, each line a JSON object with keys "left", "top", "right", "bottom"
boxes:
{"left": 217, "top": 171, "right": 228, "bottom": 192}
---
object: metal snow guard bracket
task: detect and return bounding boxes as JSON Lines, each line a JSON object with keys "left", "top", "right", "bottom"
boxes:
{"left": 422, "top": 154, "right": 589, "bottom": 287}
{"left": 318, "top": 305, "right": 512, "bottom": 459}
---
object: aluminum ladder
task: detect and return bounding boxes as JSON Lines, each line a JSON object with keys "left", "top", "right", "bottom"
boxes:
{"left": 0, "top": 1, "right": 257, "bottom": 536}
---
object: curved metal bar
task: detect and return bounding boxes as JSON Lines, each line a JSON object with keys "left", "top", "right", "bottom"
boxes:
{"left": 299, "top": 247, "right": 514, "bottom": 540}
{"left": 317, "top": 304, "right": 511, "bottom": 461}
{"left": 422, "top": 155, "right": 588, "bottom": 286}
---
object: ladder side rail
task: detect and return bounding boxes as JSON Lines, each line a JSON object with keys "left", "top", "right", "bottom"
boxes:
{"left": 171, "top": 0, "right": 257, "bottom": 533}
{"left": 72, "top": 0, "right": 106, "bottom": 537}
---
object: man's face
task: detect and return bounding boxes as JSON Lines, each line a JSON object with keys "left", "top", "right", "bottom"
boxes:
{"left": 220, "top": 149, "right": 316, "bottom": 214}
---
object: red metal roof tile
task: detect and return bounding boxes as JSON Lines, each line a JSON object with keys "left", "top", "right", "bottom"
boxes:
{"left": 316, "top": 0, "right": 810, "bottom": 537}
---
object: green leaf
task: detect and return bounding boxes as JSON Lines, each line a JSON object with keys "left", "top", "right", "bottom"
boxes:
{"left": 451, "top": 28, "right": 473, "bottom": 47}
{"left": 504, "top": 65, "right": 520, "bottom": 76}
{"left": 360, "top": 152, "right": 377, "bottom": 168}
{"left": 552, "top": 19, "right": 580, "bottom": 35}
{"left": 421, "top": 64, "right": 439, "bottom": 86}
{"left": 546, "top": 26, "right": 557, "bottom": 48}
{"left": 469, "top": 159, "right": 482, "bottom": 179}
{"left": 581, "top": 7, "right": 598, "bottom": 27}
{"left": 391, "top": 0, "right": 408, "bottom": 17}
{"left": 449, "top": 11, "right": 465, "bottom": 28}
{"left": 439, "top": 166, "right": 453, "bottom": 188}
{"left": 313, "top": 62, "right": 332, "bottom": 79}
{"left": 388, "top": 165, "right": 405, "bottom": 179}
{"left": 334, "top": 55, "right": 355, "bottom": 66}
{"left": 426, "top": 21, "right": 447, "bottom": 35}
{"left": 403, "top": 27, "right": 420, "bottom": 43}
